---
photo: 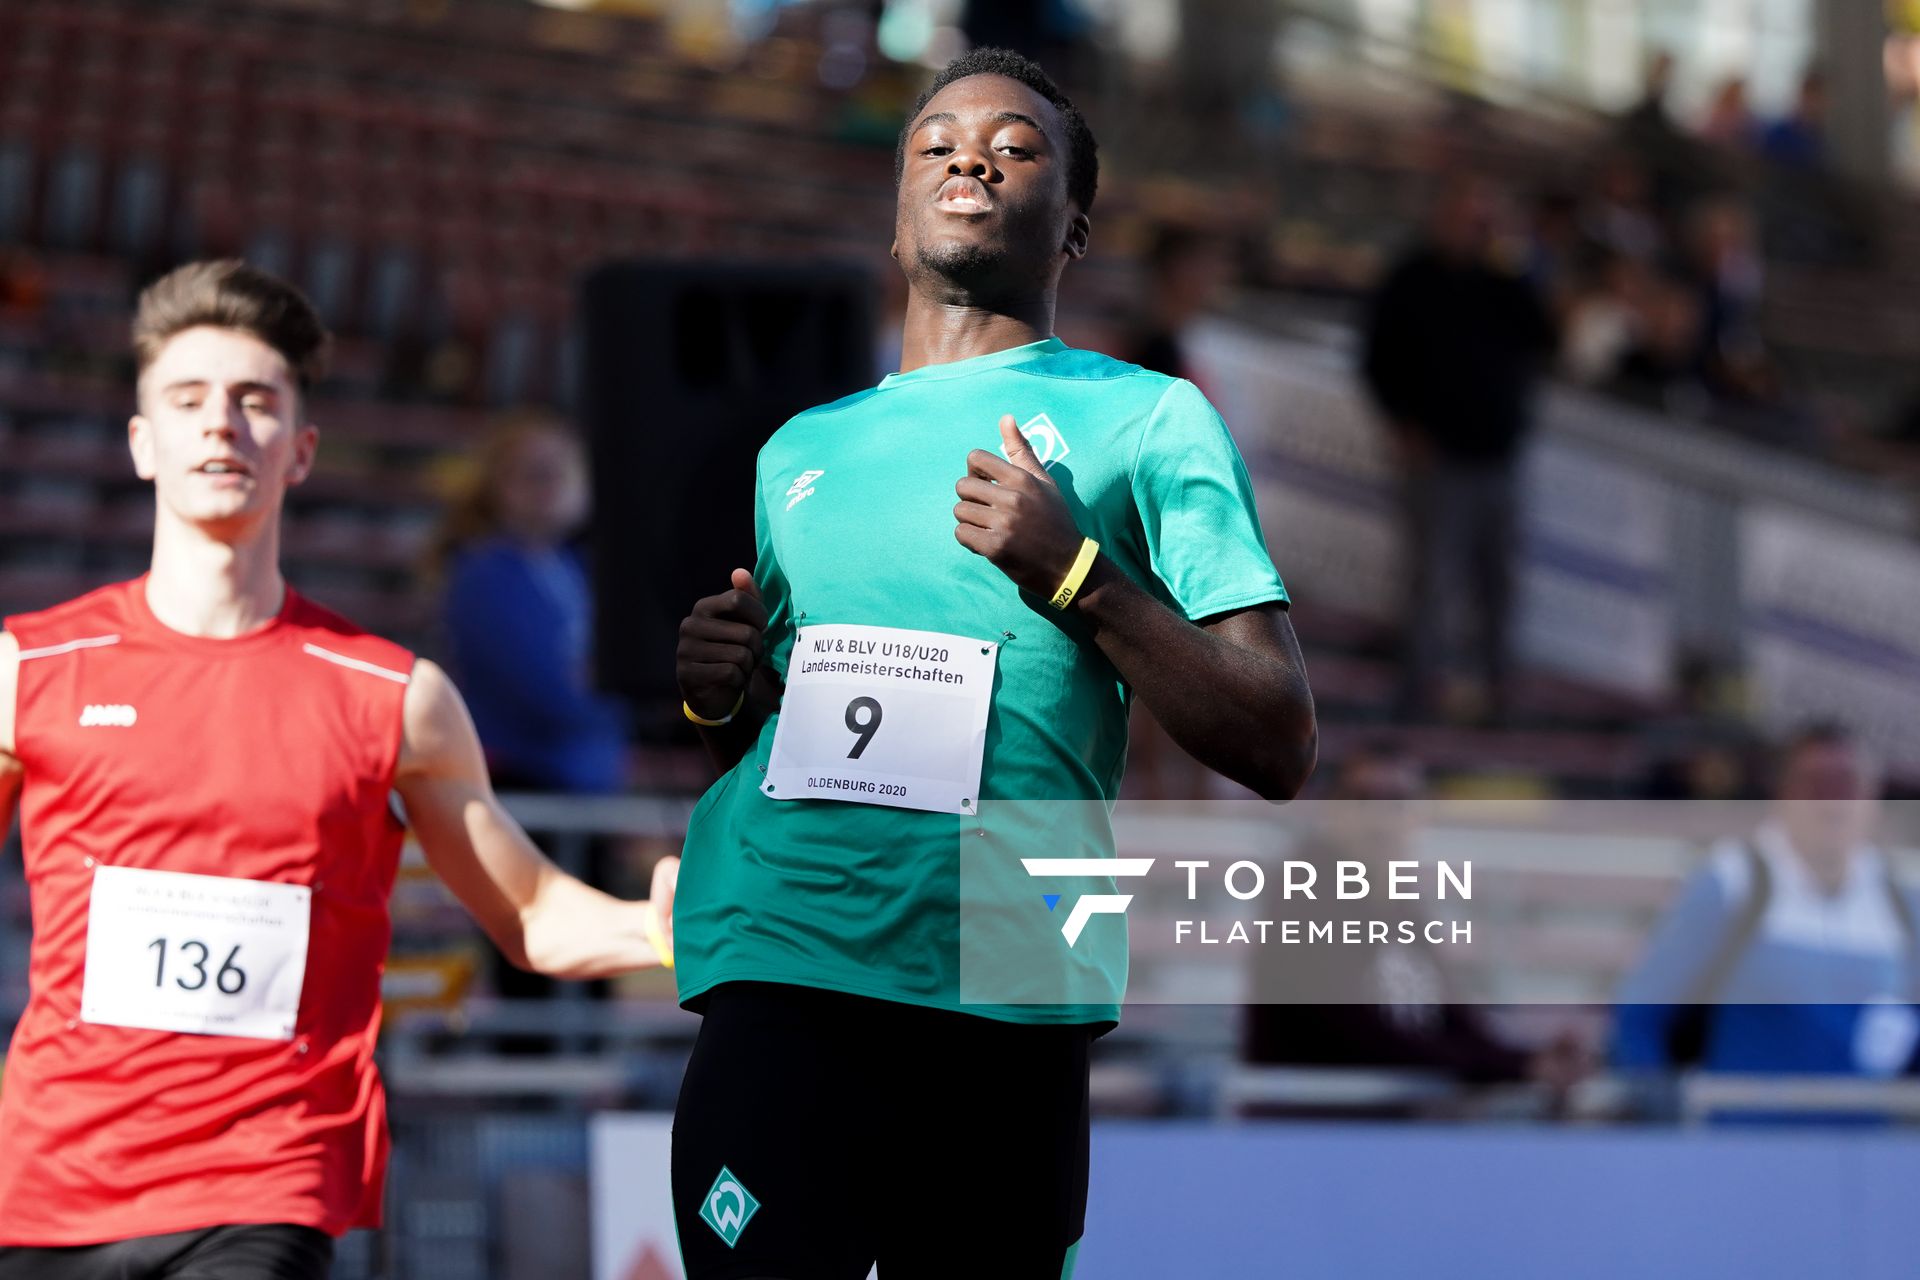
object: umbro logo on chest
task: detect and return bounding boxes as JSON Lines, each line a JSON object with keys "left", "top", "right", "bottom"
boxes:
{"left": 785, "top": 470, "right": 825, "bottom": 511}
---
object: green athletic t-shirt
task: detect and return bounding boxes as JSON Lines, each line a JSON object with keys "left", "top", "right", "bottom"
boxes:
{"left": 674, "top": 337, "right": 1287, "bottom": 1026}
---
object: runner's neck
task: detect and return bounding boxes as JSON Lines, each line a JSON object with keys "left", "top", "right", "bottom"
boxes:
{"left": 144, "top": 512, "right": 288, "bottom": 640}
{"left": 895, "top": 295, "right": 1055, "bottom": 375}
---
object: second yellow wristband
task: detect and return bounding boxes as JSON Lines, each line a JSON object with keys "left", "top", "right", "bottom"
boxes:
{"left": 1049, "top": 537, "right": 1100, "bottom": 610}
{"left": 644, "top": 906, "right": 675, "bottom": 970}
{"left": 683, "top": 692, "right": 745, "bottom": 727}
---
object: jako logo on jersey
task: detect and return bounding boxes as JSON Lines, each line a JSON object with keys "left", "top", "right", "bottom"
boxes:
{"left": 699, "top": 1166, "right": 761, "bottom": 1248}
{"left": 1005, "top": 413, "right": 1070, "bottom": 469}
{"left": 78, "top": 704, "right": 138, "bottom": 727}
{"left": 785, "top": 469, "right": 825, "bottom": 511}
{"left": 1023, "top": 857, "right": 1155, "bottom": 946}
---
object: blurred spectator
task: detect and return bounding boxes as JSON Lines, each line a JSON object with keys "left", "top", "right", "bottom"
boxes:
{"left": 1616, "top": 49, "right": 1698, "bottom": 214}
{"left": 1682, "top": 197, "right": 1776, "bottom": 406}
{"left": 1614, "top": 723, "right": 1920, "bottom": 1077}
{"left": 1759, "top": 69, "right": 1828, "bottom": 169}
{"left": 1121, "top": 224, "right": 1232, "bottom": 386}
{"left": 434, "top": 412, "right": 629, "bottom": 795}
{"left": 1607, "top": 268, "right": 1711, "bottom": 415}
{"left": 1360, "top": 175, "right": 1557, "bottom": 722}
{"left": 1244, "top": 745, "right": 1589, "bottom": 1097}
{"left": 1618, "top": 49, "right": 1680, "bottom": 153}
{"left": 1582, "top": 152, "right": 1664, "bottom": 265}
{"left": 1523, "top": 189, "right": 1584, "bottom": 301}
{"left": 432, "top": 413, "right": 633, "bottom": 1046}
{"left": 1699, "top": 76, "right": 1755, "bottom": 149}
{"left": 1559, "top": 247, "right": 1646, "bottom": 386}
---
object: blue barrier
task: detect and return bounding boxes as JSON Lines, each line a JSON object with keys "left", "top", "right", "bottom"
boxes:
{"left": 1080, "top": 1122, "right": 1920, "bottom": 1279}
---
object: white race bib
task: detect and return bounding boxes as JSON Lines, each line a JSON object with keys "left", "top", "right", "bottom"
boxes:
{"left": 762, "top": 623, "right": 997, "bottom": 815}
{"left": 81, "top": 866, "right": 312, "bottom": 1041}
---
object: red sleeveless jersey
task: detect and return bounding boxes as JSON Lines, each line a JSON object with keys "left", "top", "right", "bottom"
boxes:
{"left": 0, "top": 578, "right": 414, "bottom": 1245}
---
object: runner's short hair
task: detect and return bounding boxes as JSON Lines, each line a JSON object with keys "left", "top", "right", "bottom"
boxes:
{"left": 895, "top": 47, "right": 1099, "bottom": 214}
{"left": 133, "top": 259, "right": 331, "bottom": 393}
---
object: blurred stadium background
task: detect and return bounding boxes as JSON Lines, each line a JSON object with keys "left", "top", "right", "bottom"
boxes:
{"left": 7, "top": 1, "right": 1920, "bottom": 1277}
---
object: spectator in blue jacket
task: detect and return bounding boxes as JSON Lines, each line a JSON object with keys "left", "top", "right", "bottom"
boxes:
{"left": 435, "top": 413, "right": 628, "bottom": 795}
{"left": 1614, "top": 723, "right": 1920, "bottom": 1077}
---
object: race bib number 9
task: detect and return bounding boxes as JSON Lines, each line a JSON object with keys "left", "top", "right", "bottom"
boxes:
{"left": 762, "top": 623, "right": 997, "bottom": 815}
{"left": 81, "top": 866, "right": 312, "bottom": 1041}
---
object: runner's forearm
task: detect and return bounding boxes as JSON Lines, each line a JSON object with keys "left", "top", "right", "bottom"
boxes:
{"left": 1072, "top": 556, "right": 1316, "bottom": 799}
{"left": 519, "top": 877, "right": 662, "bottom": 978}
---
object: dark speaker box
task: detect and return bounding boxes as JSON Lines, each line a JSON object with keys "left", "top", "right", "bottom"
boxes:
{"left": 578, "top": 261, "right": 876, "bottom": 740}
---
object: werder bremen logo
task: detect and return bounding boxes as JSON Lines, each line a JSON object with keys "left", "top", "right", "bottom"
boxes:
{"left": 700, "top": 1166, "right": 760, "bottom": 1248}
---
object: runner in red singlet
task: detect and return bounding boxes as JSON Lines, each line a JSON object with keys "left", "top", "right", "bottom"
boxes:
{"left": 0, "top": 260, "right": 675, "bottom": 1280}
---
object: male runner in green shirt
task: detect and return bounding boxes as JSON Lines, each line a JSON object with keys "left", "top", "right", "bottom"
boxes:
{"left": 668, "top": 47, "right": 1316, "bottom": 1279}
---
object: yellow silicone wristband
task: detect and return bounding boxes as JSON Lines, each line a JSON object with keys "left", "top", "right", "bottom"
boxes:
{"left": 644, "top": 906, "right": 675, "bottom": 970}
{"left": 1049, "top": 537, "right": 1100, "bottom": 610}
{"left": 683, "top": 692, "right": 745, "bottom": 727}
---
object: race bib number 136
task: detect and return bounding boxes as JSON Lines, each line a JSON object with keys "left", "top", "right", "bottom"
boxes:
{"left": 81, "top": 866, "right": 312, "bottom": 1041}
{"left": 762, "top": 623, "right": 997, "bottom": 815}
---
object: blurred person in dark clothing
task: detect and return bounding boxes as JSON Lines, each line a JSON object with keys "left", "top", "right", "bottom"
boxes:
{"left": 1361, "top": 176, "right": 1557, "bottom": 721}
{"left": 435, "top": 412, "right": 629, "bottom": 796}
{"left": 1760, "top": 70, "right": 1828, "bottom": 169}
{"left": 1121, "top": 223, "right": 1232, "bottom": 387}
{"left": 1615, "top": 724, "right": 1920, "bottom": 1077}
{"left": 1244, "top": 745, "right": 1589, "bottom": 1095}
{"left": 1615, "top": 49, "right": 1708, "bottom": 218}
{"left": 1682, "top": 198, "right": 1777, "bottom": 407}
{"left": 1619, "top": 50, "right": 1679, "bottom": 148}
